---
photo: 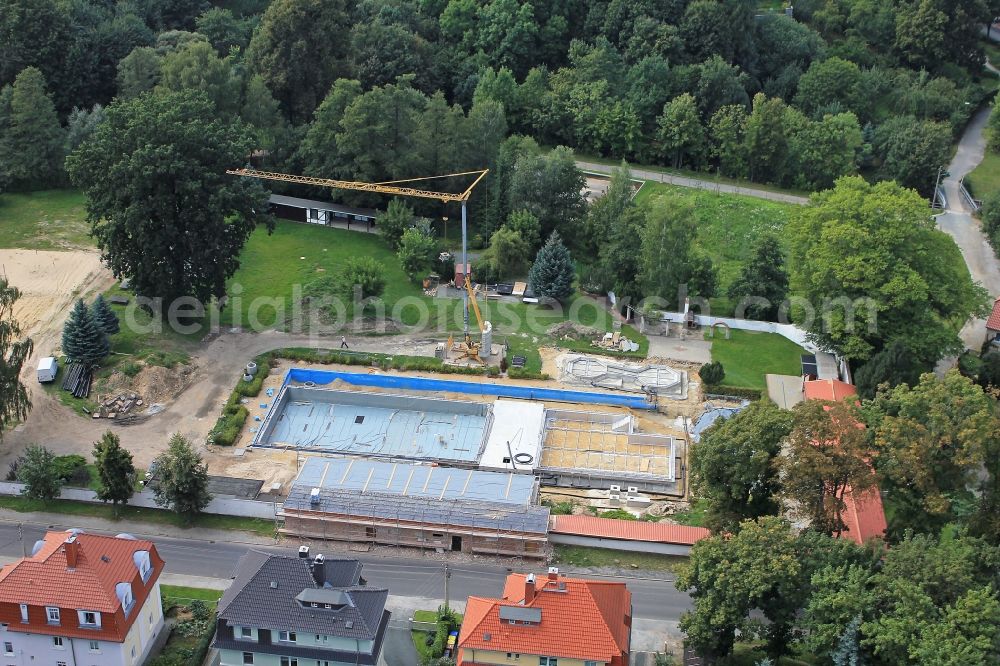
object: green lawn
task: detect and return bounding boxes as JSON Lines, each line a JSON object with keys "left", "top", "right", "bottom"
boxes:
{"left": 707, "top": 329, "right": 805, "bottom": 390}
{"left": 0, "top": 189, "right": 92, "bottom": 249}
{"left": 0, "top": 495, "right": 276, "bottom": 536}
{"left": 552, "top": 544, "right": 685, "bottom": 572}
{"left": 672, "top": 497, "right": 710, "bottom": 528}
{"left": 638, "top": 183, "right": 799, "bottom": 315}
{"left": 964, "top": 148, "right": 1000, "bottom": 199}
{"left": 162, "top": 585, "right": 223, "bottom": 609}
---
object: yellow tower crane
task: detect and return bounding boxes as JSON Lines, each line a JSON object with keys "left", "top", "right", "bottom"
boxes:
{"left": 226, "top": 167, "right": 491, "bottom": 361}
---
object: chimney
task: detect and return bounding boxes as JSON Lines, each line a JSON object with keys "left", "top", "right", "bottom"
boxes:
{"left": 523, "top": 573, "right": 536, "bottom": 603}
{"left": 311, "top": 554, "right": 326, "bottom": 586}
{"left": 64, "top": 535, "right": 79, "bottom": 569}
{"left": 547, "top": 566, "right": 559, "bottom": 581}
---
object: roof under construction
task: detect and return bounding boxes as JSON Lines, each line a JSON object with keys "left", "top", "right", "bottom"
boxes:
{"left": 283, "top": 458, "right": 549, "bottom": 535}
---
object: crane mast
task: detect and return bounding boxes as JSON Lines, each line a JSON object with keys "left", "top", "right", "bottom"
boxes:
{"left": 227, "top": 166, "right": 490, "bottom": 358}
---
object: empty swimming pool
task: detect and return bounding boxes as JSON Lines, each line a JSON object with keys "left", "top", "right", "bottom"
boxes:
{"left": 254, "top": 385, "right": 490, "bottom": 463}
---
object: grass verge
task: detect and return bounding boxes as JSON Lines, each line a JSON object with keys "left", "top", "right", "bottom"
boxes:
{"left": 161, "top": 585, "right": 223, "bottom": 608}
{"left": 964, "top": 149, "right": 1000, "bottom": 200}
{"left": 0, "top": 189, "right": 91, "bottom": 249}
{"left": 638, "top": 183, "right": 798, "bottom": 308}
{"left": 551, "top": 544, "right": 685, "bottom": 572}
{"left": 706, "top": 329, "right": 804, "bottom": 390}
{"left": 0, "top": 495, "right": 275, "bottom": 537}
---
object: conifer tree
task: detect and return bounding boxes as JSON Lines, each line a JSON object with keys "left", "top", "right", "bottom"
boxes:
{"left": 62, "top": 299, "right": 109, "bottom": 366}
{"left": 90, "top": 294, "right": 120, "bottom": 335}
{"left": 93, "top": 431, "right": 135, "bottom": 512}
{"left": 0, "top": 67, "right": 65, "bottom": 187}
{"left": 528, "top": 232, "right": 574, "bottom": 302}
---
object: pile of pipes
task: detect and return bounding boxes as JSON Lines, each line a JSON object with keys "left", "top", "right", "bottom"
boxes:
{"left": 60, "top": 363, "right": 92, "bottom": 398}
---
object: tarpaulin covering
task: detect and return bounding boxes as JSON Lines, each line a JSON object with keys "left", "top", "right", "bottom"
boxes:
{"left": 284, "top": 368, "right": 657, "bottom": 409}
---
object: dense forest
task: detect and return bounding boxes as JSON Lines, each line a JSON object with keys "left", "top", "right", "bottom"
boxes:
{"left": 2, "top": 0, "right": 997, "bottom": 197}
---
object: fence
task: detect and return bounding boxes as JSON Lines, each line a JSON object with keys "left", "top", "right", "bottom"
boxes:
{"left": 0, "top": 482, "right": 281, "bottom": 520}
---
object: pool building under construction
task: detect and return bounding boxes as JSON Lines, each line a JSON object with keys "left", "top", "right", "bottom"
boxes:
{"left": 255, "top": 368, "right": 687, "bottom": 557}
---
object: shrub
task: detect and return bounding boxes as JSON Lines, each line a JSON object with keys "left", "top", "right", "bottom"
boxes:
{"left": 52, "top": 454, "right": 90, "bottom": 486}
{"left": 698, "top": 361, "right": 725, "bottom": 385}
{"left": 188, "top": 599, "right": 212, "bottom": 622}
{"left": 543, "top": 499, "right": 574, "bottom": 515}
{"left": 598, "top": 508, "right": 637, "bottom": 520}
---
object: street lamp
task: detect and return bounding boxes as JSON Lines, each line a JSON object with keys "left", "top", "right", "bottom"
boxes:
{"left": 442, "top": 215, "right": 448, "bottom": 243}
{"left": 933, "top": 166, "right": 950, "bottom": 208}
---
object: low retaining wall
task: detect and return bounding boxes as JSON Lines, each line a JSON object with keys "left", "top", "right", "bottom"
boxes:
{"left": 0, "top": 483, "right": 280, "bottom": 520}
{"left": 655, "top": 312, "right": 814, "bottom": 350}
{"left": 283, "top": 368, "right": 658, "bottom": 409}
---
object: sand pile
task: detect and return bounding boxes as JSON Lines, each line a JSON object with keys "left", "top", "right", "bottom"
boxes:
{"left": 99, "top": 363, "right": 194, "bottom": 405}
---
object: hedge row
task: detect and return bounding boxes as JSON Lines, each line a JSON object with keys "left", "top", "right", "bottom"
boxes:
{"left": 705, "top": 386, "right": 763, "bottom": 400}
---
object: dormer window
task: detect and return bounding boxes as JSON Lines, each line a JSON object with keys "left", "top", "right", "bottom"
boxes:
{"left": 78, "top": 610, "right": 101, "bottom": 628}
{"left": 133, "top": 551, "right": 152, "bottom": 583}
{"left": 19, "top": 604, "right": 27, "bottom": 623}
{"left": 46, "top": 607, "right": 60, "bottom": 625}
{"left": 116, "top": 582, "right": 135, "bottom": 615}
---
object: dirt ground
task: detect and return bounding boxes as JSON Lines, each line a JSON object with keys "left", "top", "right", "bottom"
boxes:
{"left": 2, "top": 254, "right": 704, "bottom": 491}
{"left": 1, "top": 249, "right": 112, "bottom": 348}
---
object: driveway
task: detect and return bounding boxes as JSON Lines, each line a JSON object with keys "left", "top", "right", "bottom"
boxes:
{"left": 382, "top": 622, "right": 420, "bottom": 666}
{"left": 935, "top": 106, "right": 1000, "bottom": 351}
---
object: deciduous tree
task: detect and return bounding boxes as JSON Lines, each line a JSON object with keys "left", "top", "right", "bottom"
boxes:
{"left": 397, "top": 226, "right": 437, "bottom": 280}
{"left": 690, "top": 400, "right": 793, "bottom": 532}
{"left": 66, "top": 90, "right": 273, "bottom": 303}
{"left": 783, "top": 399, "right": 877, "bottom": 536}
{"left": 787, "top": 177, "right": 987, "bottom": 363}
{"left": 0, "top": 279, "right": 32, "bottom": 441}
{"left": 378, "top": 199, "right": 415, "bottom": 250}
{"left": 17, "top": 445, "right": 61, "bottom": 502}
{"left": 657, "top": 93, "right": 705, "bottom": 169}
{"left": 868, "top": 371, "right": 999, "bottom": 532}
{"left": 245, "top": 0, "right": 353, "bottom": 122}
{"left": 153, "top": 434, "right": 211, "bottom": 519}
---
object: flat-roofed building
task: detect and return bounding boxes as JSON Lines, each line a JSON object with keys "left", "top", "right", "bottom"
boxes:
{"left": 280, "top": 458, "right": 550, "bottom": 558}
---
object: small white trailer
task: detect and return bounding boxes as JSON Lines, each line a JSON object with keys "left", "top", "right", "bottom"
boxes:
{"left": 37, "top": 356, "right": 58, "bottom": 383}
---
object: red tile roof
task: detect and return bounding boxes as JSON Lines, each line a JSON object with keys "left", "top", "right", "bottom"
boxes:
{"left": 841, "top": 485, "right": 888, "bottom": 545}
{"left": 457, "top": 572, "right": 631, "bottom": 664}
{"left": 988, "top": 298, "right": 1000, "bottom": 331}
{"left": 0, "top": 531, "right": 164, "bottom": 642}
{"left": 803, "top": 379, "right": 858, "bottom": 401}
{"left": 550, "top": 515, "right": 710, "bottom": 546}
{"left": 802, "top": 380, "right": 887, "bottom": 545}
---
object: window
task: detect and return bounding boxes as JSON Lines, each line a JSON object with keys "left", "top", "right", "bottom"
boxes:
{"left": 79, "top": 611, "right": 99, "bottom": 627}
{"left": 46, "top": 607, "right": 61, "bottom": 624}
{"left": 585, "top": 662, "right": 598, "bottom": 666}
{"left": 18, "top": 605, "right": 26, "bottom": 623}
{"left": 117, "top": 582, "right": 135, "bottom": 615}
{"left": 278, "top": 631, "right": 296, "bottom": 643}
{"left": 149, "top": 612, "right": 154, "bottom": 627}
{"left": 56, "top": 662, "right": 66, "bottom": 666}
{"left": 52, "top": 637, "right": 64, "bottom": 648}
{"left": 242, "top": 653, "right": 254, "bottom": 665}
{"left": 131, "top": 645, "right": 136, "bottom": 658}
{"left": 280, "top": 658, "right": 298, "bottom": 666}
{"left": 3, "top": 642, "right": 12, "bottom": 655}
{"left": 506, "top": 654, "right": 521, "bottom": 659}
{"left": 240, "top": 627, "right": 253, "bottom": 639}
{"left": 88, "top": 641, "right": 100, "bottom": 652}
{"left": 538, "top": 659, "right": 558, "bottom": 666}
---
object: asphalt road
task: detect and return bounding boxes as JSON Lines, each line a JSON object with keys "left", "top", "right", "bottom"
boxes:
{"left": 0, "top": 520, "right": 691, "bottom": 622}
{"left": 575, "top": 159, "right": 810, "bottom": 205}
{"left": 935, "top": 106, "right": 1000, "bottom": 352}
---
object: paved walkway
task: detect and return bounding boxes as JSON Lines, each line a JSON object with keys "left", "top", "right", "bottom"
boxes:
{"left": 935, "top": 106, "right": 1000, "bottom": 351}
{"left": 576, "top": 160, "right": 810, "bottom": 205}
